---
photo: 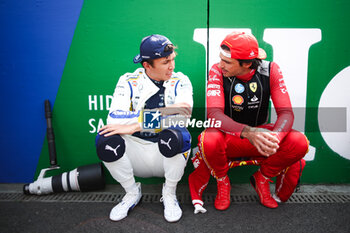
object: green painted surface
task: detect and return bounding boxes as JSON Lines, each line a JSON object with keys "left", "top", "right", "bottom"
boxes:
{"left": 36, "top": 0, "right": 350, "bottom": 184}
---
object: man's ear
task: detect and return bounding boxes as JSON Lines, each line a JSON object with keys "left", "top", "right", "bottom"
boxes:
{"left": 242, "top": 62, "right": 252, "bottom": 69}
{"left": 142, "top": 61, "right": 150, "bottom": 69}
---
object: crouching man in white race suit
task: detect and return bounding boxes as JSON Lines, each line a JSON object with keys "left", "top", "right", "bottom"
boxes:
{"left": 95, "top": 34, "right": 193, "bottom": 222}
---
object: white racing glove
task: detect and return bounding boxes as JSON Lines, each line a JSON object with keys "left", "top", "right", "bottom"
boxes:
{"left": 192, "top": 200, "right": 207, "bottom": 214}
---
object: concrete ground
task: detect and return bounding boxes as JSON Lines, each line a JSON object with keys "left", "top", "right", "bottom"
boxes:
{"left": 1, "top": 183, "right": 350, "bottom": 233}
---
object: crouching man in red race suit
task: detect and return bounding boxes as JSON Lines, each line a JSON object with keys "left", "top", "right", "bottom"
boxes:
{"left": 188, "top": 31, "right": 309, "bottom": 213}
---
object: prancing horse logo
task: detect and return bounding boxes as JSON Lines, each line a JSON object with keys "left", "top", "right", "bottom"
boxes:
{"left": 249, "top": 82, "right": 257, "bottom": 92}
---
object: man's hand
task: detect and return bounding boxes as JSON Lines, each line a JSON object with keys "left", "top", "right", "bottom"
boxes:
{"left": 98, "top": 123, "right": 140, "bottom": 137}
{"left": 159, "top": 102, "right": 192, "bottom": 116}
{"left": 241, "top": 126, "right": 280, "bottom": 157}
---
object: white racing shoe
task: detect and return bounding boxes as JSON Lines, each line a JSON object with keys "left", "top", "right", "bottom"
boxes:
{"left": 160, "top": 184, "right": 182, "bottom": 222}
{"left": 192, "top": 200, "right": 207, "bottom": 214}
{"left": 109, "top": 182, "right": 142, "bottom": 221}
{"left": 272, "top": 193, "right": 282, "bottom": 203}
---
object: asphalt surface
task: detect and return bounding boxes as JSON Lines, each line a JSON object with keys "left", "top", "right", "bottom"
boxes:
{"left": 1, "top": 184, "right": 350, "bottom": 233}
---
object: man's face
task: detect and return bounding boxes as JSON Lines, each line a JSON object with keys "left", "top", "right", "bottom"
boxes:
{"left": 145, "top": 52, "right": 176, "bottom": 81}
{"left": 218, "top": 53, "right": 248, "bottom": 77}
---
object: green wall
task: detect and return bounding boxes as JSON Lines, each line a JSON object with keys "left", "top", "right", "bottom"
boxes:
{"left": 36, "top": 0, "right": 350, "bottom": 184}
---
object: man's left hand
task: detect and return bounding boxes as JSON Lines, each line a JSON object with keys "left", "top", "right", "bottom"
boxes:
{"left": 159, "top": 102, "right": 192, "bottom": 116}
{"left": 241, "top": 126, "right": 280, "bottom": 157}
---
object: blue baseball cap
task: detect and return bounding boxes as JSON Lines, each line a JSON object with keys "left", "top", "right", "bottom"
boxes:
{"left": 133, "top": 34, "right": 173, "bottom": 63}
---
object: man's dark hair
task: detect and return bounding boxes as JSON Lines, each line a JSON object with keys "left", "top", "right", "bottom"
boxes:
{"left": 237, "top": 58, "right": 261, "bottom": 70}
{"left": 221, "top": 44, "right": 261, "bottom": 70}
{"left": 142, "top": 44, "right": 176, "bottom": 68}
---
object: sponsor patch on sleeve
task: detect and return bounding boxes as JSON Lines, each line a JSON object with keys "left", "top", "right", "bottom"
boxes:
{"left": 109, "top": 110, "right": 140, "bottom": 119}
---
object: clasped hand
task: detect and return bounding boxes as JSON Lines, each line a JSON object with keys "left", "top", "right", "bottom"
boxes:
{"left": 242, "top": 127, "right": 280, "bottom": 157}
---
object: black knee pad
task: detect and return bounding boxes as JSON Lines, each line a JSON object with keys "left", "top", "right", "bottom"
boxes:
{"left": 95, "top": 134, "right": 126, "bottom": 162}
{"left": 158, "top": 126, "right": 191, "bottom": 158}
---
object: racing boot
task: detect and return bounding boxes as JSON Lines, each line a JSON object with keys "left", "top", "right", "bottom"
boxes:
{"left": 250, "top": 170, "right": 278, "bottom": 208}
{"left": 161, "top": 183, "right": 182, "bottom": 222}
{"left": 214, "top": 175, "right": 231, "bottom": 210}
{"left": 273, "top": 159, "right": 306, "bottom": 203}
{"left": 109, "top": 182, "right": 142, "bottom": 221}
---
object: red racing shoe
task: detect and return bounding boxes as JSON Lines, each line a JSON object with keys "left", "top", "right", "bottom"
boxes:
{"left": 214, "top": 175, "right": 231, "bottom": 210}
{"left": 250, "top": 170, "right": 278, "bottom": 208}
{"left": 274, "top": 159, "right": 306, "bottom": 202}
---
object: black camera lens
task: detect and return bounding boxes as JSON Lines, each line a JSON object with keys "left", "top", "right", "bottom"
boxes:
{"left": 23, "top": 184, "right": 30, "bottom": 195}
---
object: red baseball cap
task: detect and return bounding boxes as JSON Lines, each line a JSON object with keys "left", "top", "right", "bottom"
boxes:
{"left": 220, "top": 32, "right": 266, "bottom": 60}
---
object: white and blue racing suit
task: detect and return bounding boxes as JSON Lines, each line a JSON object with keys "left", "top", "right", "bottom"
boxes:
{"left": 101, "top": 67, "right": 193, "bottom": 189}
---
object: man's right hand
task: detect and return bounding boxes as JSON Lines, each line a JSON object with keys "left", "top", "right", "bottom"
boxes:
{"left": 241, "top": 126, "right": 280, "bottom": 157}
{"left": 98, "top": 123, "right": 141, "bottom": 137}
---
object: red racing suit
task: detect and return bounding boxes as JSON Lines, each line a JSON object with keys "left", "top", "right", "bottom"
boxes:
{"left": 189, "top": 61, "right": 309, "bottom": 204}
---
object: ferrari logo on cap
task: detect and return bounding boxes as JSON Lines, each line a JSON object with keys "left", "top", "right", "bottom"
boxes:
{"left": 249, "top": 82, "right": 257, "bottom": 92}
